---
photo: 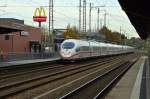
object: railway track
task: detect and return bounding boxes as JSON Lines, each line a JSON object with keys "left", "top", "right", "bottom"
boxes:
{"left": 0, "top": 54, "right": 138, "bottom": 99}
{"left": 33, "top": 55, "right": 138, "bottom": 99}
{"left": 0, "top": 55, "right": 120, "bottom": 79}
{"left": 0, "top": 55, "right": 124, "bottom": 81}
{"left": 0, "top": 55, "right": 125, "bottom": 81}
{"left": 0, "top": 57, "right": 99, "bottom": 77}
{"left": 59, "top": 59, "right": 137, "bottom": 99}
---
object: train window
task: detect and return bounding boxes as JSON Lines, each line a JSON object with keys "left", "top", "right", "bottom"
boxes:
{"left": 62, "top": 42, "right": 75, "bottom": 49}
{"left": 82, "top": 46, "right": 90, "bottom": 51}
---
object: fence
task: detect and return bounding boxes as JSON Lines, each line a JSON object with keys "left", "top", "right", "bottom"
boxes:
{"left": 0, "top": 52, "right": 59, "bottom": 62}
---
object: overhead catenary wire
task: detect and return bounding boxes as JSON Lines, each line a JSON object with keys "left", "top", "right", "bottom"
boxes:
{"left": 0, "top": 0, "right": 138, "bottom": 37}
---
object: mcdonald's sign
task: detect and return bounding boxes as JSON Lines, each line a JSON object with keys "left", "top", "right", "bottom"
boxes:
{"left": 33, "top": 7, "right": 47, "bottom": 22}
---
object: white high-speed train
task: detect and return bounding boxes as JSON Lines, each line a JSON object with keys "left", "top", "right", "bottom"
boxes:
{"left": 60, "top": 39, "right": 134, "bottom": 60}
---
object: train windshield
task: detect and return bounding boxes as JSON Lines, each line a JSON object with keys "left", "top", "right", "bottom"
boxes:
{"left": 62, "top": 42, "right": 75, "bottom": 49}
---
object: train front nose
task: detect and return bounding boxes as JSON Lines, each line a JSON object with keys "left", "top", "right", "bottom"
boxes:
{"left": 60, "top": 41, "right": 75, "bottom": 59}
{"left": 61, "top": 49, "right": 73, "bottom": 58}
{"left": 61, "top": 49, "right": 72, "bottom": 59}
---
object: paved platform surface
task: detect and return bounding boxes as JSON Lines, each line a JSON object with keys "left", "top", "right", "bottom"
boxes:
{"left": 0, "top": 57, "right": 60, "bottom": 67}
{"left": 104, "top": 56, "right": 148, "bottom": 99}
{"left": 146, "top": 57, "right": 150, "bottom": 99}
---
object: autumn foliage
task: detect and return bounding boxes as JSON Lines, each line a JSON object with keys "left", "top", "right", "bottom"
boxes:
{"left": 99, "top": 26, "right": 126, "bottom": 44}
{"left": 62, "top": 25, "right": 80, "bottom": 39}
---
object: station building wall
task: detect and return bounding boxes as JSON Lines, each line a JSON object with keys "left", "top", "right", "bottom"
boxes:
{"left": 0, "top": 27, "right": 42, "bottom": 54}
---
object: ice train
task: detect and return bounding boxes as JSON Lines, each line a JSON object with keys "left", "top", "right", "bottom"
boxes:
{"left": 60, "top": 39, "right": 134, "bottom": 60}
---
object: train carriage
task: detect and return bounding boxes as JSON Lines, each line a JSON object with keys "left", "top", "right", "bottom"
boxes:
{"left": 60, "top": 39, "right": 134, "bottom": 60}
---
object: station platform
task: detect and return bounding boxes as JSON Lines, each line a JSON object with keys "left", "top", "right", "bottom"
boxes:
{"left": 104, "top": 56, "right": 149, "bottom": 99}
{"left": 0, "top": 57, "right": 60, "bottom": 67}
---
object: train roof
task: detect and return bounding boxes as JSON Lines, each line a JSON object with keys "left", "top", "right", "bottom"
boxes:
{"left": 62, "top": 39, "right": 134, "bottom": 48}
{"left": 62, "top": 39, "right": 89, "bottom": 47}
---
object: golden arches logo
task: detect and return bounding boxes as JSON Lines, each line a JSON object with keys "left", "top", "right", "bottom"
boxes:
{"left": 34, "top": 7, "right": 46, "bottom": 17}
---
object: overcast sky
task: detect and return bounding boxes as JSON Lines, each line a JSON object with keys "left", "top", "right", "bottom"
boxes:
{"left": 0, "top": 0, "right": 139, "bottom": 38}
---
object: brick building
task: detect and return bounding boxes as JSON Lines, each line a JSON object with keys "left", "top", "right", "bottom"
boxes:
{"left": 0, "top": 18, "right": 42, "bottom": 54}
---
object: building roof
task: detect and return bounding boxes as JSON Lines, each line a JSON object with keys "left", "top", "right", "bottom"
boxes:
{"left": 0, "top": 18, "right": 24, "bottom": 33}
{"left": 0, "top": 18, "right": 39, "bottom": 34}
{"left": 0, "top": 22, "right": 24, "bottom": 32}
{"left": 118, "top": 0, "right": 150, "bottom": 40}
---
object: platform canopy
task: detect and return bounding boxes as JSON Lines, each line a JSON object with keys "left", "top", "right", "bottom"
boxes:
{"left": 118, "top": 0, "right": 150, "bottom": 40}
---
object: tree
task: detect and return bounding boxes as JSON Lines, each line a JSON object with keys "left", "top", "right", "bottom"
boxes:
{"left": 121, "top": 34, "right": 127, "bottom": 40}
{"left": 40, "top": 26, "right": 52, "bottom": 46}
{"left": 62, "top": 25, "right": 80, "bottom": 39}
{"left": 99, "top": 26, "right": 127, "bottom": 44}
{"left": 99, "top": 26, "right": 112, "bottom": 41}
{"left": 127, "top": 37, "right": 145, "bottom": 49}
{"left": 111, "top": 31, "right": 121, "bottom": 44}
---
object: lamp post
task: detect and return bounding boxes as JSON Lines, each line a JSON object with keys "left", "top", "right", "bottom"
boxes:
{"left": 49, "top": 0, "right": 55, "bottom": 50}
